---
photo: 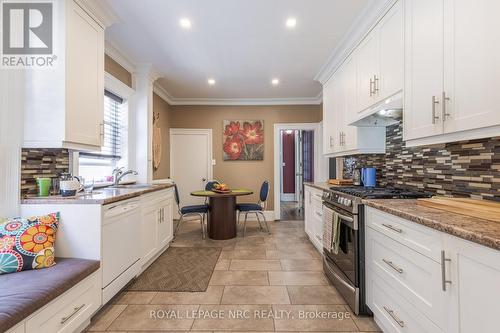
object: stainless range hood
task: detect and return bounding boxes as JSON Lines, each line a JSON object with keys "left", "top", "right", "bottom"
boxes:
{"left": 349, "top": 91, "right": 402, "bottom": 127}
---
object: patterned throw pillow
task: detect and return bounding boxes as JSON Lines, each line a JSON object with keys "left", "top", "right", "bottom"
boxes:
{"left": 0, "top": 212, "right": 60, "bottom": 275}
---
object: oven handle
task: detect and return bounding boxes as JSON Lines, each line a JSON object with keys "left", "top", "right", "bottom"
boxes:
{"left": 323, "top": 258, "right": 356, "bottom": 293}
{"left": 323, "top": 204, "right": 358, "bottom": 230}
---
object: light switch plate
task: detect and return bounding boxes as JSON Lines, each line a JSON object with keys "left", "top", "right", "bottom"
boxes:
{"left": 212, "top": 159, "right": 216, "bottom": 165}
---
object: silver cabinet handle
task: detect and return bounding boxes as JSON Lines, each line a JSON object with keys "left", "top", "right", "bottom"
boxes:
{"left": 315, "top": 235, "right": 322, "bottom": 241}
{"left": 329, "top": 136, "right": 334, "bottom": 147}
{"left": 441, "top": 250, "right": 452, "bottom": 291}
{"left": 381, "top": 223, "right": 403, "bottom": 233}
{"left": 442, "top": 91, "right": 451, "bottom": 120}
{"left": 369, "top": 77, "right": 374, "bottom": 96}
{"left": 383, "top": 306, "right": 405, "bottom": 327}
{"left": 61, "top": 304, "right": 86, "bottom": 324}
{"left": 373, "top": 75, "right": 379, "bottom": 94}
{"left": 382, "top": 259, "right": 404, "bottom": 274}
{"left": 315, "top": 211, "right": 323, "bottom": 218}
{"left": 432, "top": 96, "right": 440, "bottom": 124}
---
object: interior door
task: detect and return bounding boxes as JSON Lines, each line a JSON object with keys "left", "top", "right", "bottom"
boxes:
{"left": 295, "top": 131, "right": 304, "bottom": 208}
{"left": 281, "top": 131, "right": 296, "bottom": 201}
{"left": 403, "top": 0, "right": 444, "bottom": 141}
{"left": 170, "top": 129, "right": 212, "bottom": 208}
{"left": 443, "top": 0, "right": 500, "bottom": 133}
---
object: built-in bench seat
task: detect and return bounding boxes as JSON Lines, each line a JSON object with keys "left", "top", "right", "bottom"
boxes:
{"left": 0, "top": 258, "right": 101, "bottom": 333}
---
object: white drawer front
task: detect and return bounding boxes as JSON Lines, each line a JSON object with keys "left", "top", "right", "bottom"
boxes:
{"left": 366, "top": 227, "right": 445, "bottom": 328}
{"left": 368, "top": 269, "right": 443, "bottom": 333}
{"left": 26, "top": 270, "right": 101, "bottom": 333}
{"left": 365, "top": 207, "right": 442, "bottom": 262}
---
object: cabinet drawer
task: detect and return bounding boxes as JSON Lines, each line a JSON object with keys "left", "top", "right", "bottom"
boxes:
{"left": 365, "top": 207, "right": 442, "bottom": 262}
{"left": 366, "top": 227, "right": 444, "bottom": 328}
{"left": 26, "top": 270, "right": 101, "bottom": 333}
{"left": 368, "top": 269, "right": 442, "bottom": 333}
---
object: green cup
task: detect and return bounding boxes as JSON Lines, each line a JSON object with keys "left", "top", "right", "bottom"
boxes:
{"left": 36, "top": 177, "right": 51, "bottom": 197}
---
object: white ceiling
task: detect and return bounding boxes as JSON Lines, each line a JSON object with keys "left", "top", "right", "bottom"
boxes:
{"left": 105, "top": 0, "right": 370, "bottom": 103}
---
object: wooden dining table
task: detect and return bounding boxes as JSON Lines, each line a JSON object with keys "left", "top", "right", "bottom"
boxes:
{"left": 190, "top": 189, "right": 253, "bottom": 240}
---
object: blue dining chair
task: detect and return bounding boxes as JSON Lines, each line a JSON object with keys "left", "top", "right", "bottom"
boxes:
{"left": 236, "top": 180, "right": 270, "bottom": 237}
{"left": 173, "top": 184, "right": 208, "bottom": 239}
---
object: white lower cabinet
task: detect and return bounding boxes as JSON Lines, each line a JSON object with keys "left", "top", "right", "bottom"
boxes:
{"left": 365, "top": 206, "right": 500, "bottom": 333}
{"left": 304, "top": 185, "right": 324, "bottom": 253}
{"left": 140, "top": 189, "right": 174, "bottom": 268}
{"left": 26, "top": 270, "right": 101, "bottom": 333}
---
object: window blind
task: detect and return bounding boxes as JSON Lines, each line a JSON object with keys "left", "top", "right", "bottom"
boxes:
{"left": 80, "top": 90, "right": 123, "bottom": 160}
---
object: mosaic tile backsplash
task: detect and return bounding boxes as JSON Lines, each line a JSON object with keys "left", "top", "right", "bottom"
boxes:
{"left": 21, "top": 149, "right": 70, "bottom": 196}
{"left": 343, "top": 122, "right": 500, "bottom": 202}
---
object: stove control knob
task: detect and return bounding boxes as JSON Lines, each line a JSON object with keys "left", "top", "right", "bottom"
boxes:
{"left": 345, "top": 199, "right": 352, "bottom": 207}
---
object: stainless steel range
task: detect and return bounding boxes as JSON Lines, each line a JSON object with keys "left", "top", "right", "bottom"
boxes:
{"left": 321, "top": 186, "right": 431, "bottom": 315}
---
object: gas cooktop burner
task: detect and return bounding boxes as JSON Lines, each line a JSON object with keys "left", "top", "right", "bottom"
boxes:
{"left": 331, "top": 186, "right": 432, "bottom": 199}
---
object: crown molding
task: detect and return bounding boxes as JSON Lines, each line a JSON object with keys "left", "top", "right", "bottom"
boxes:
{"left": 153, "top": 83, "right": 175, "bottom": 105}
{"left": 105, "top": 40, "right": 136, "bottom": 73}
{"left": 166, "top": 94, "right": 322, "bottom": 106}
{"left": 314, "top": 0, "right": 398, "bottom": 85}
{"left": 75, "top": 0, "right": 120, "bottom": 28}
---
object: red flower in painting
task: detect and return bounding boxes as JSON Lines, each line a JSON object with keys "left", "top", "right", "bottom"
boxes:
{"left": 223, "top": 136, "right": 243, "bottom": 160}
{"left": 224, "top": 121, "right": 241, "bottom": 137}
{"left": 242, "top": 121, "right": 263, "bottom": 144}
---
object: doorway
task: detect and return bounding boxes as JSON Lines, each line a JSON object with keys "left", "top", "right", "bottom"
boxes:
{"left": 279, "top": 129, "right": 315, "bottom": 220}
{"left": 170, "top": 129, "right": 213, "bottom": 212}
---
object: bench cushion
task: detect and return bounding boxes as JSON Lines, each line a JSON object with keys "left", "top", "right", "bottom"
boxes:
{"left": 0, "top": 258, "right": 100, "bottom": 332}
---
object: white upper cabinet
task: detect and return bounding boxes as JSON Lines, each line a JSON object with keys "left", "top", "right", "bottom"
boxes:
{"left": 404, "top": 0, "right": 500, "bottom": 146}
{"left": 443, "top": 0, "right": 500, "bottom": 134}
{"left": 356, "top": 31, "right": 379, "bottom": 112}
{"left": 378, "top": 0, "right": 403, "bottom": 101}
{"left": 322, "top": 78, "right": 337, "bottom": 155}
{"left": 322, "top": 54, "right": 385, "bottom": 157}
{"left": 356, "top": 0, "right": 403, "bottom": 114}
{"left": 403, "top": 0, "right": 444, "bottom": 141}
{"left": 24, "top": 1, "right": 104, "bottom": 150}
{"left": 65, "top": 2, "right": 104, "bottom": 148}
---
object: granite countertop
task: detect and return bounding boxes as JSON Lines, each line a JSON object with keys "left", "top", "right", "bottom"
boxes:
{"left": 304, "top": 182, "right": 332, "bottom": 191}
{"left": 363, "top": 199, "right": 500, "bottom": 251}
{"left": 21, "top": 183, "right": 174, "bottom": 205}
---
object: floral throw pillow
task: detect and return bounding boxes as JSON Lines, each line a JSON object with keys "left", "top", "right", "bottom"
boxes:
{"left": 0, "top": 212, "right": 60, "bottom": 275}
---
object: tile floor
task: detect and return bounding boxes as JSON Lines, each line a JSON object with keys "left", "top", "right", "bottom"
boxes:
{"left": 85, "top": 219, "right": 380, "bottom": 332}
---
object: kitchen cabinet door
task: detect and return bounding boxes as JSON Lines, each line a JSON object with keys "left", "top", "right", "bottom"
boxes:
{"left": 444, "top": 234, "right": 500, "bottom": 333}
{"left": 141, "top": 204, "right": 159, "bottom": 265}
{"left": 341, "top": 55, "right": 358, "bottom": 152}
{"left": 378, "top": 0, "right": 403, "bottom": 101}
{"left": 304, "top": 187, "right": 314, "bottom": 238}
{"left": 157, "top": 198, "right": 173, "bottom": 249}
{"left": 443, "top": 0, "right": 500, "bottom": 134}
{"left": 322, "top": 78, "right": 338, "bottom": 155}
{"left": 65, "top": 1, "right": 104, "bottom": 148}
{"left": 403, "top": 0, "right": 444, "bottom": 141}
{"left": 356, "top": 30, "right": 379, "bottom": 112}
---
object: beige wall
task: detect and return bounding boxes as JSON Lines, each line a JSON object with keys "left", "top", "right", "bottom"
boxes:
{"left": 153, "top": 93, "right": 171, "bottom": 179}
{"left": 169, "top": 104, "right": 322, "bottom": 210}
{"left": 105, "top": 55, "right": 132, "bottom": 87}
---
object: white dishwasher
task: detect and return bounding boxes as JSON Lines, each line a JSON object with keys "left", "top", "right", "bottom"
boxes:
{"left": 102, "top": 199, "right": 141, "bottom": 302}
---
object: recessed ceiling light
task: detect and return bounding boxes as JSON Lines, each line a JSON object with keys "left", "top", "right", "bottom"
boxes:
{"left": 207, "top": 78, "right": 216, "bottom": 85}
{"left": 179, "top": 18, "right": 192, "bottom": 29}
{"left": 272, "top": 78, "right": 280, "bottom": 85}
{"left": 286, "top": 17, "right": 297, "bottom": 29}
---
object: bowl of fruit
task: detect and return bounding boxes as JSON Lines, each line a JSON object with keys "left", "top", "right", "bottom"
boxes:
{"left": 212, "top": 183, "right": 231, "bottom": 193}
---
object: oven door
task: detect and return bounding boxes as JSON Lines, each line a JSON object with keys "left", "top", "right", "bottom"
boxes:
{"left": 322, "top": 202, "right": 360, "bottom": 313}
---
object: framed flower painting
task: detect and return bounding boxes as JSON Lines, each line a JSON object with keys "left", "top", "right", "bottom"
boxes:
{"left": 223, "top": 120, "right": 264, "bottom": 161}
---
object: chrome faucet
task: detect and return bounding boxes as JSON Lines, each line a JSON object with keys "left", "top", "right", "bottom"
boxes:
{"left": 112, "top": 167, "right": 138, "bottom": 186}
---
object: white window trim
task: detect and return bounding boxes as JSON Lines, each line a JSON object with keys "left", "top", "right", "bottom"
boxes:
{"left": 72, "top": 73, "right": 136, "bottom": 181}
